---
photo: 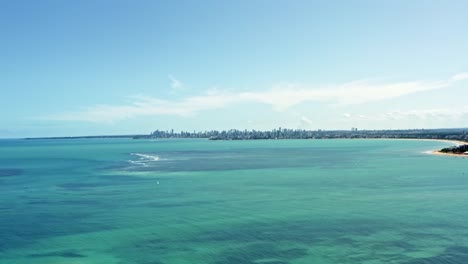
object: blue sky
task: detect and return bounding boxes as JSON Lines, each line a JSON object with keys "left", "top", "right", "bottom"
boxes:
{"left": 1, "top": 0, "right": 468, "bottom": 137}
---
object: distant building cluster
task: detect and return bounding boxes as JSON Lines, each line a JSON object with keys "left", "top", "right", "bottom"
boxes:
{"left": 134, "top": 128, "right": 468, "bottom": 142}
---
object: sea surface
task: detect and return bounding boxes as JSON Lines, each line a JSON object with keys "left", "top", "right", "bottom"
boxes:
{"left": 0, "top": 138, "right": 467, "bottom": 264}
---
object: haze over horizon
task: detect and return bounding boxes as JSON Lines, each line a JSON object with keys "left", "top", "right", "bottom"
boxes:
{"left": 1, "top": 1, "right": 468, "bottom": 138}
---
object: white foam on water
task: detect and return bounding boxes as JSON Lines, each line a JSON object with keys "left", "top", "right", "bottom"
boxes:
{"left": 131, "top": 153, "right": 161, "bottom": 161}
{"left": 127, "top": 160, "right": 149, "bottom": 167}
{"left": 127, "top": 153, "right": 168, "bottom": 168}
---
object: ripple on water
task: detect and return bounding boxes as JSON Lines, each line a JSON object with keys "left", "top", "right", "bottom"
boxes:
{"left": 405, "top": 246, "right": 468, "bottom": 264}
{"left": 215, "top": 243, "right": 308, "bottom": 264}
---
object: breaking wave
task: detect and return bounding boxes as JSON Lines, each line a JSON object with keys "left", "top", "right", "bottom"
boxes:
{"left": 130, "top": 153, "right": 161, "bottom": 161}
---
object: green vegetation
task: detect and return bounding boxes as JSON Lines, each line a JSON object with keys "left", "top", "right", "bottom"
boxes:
{"left": 440, "top": 144, "right": 468, "bottom": 154}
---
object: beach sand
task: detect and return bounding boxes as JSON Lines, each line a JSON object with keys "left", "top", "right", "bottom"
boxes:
{"left": 431, "top": 150, "right": 468, "bottom": 157}
{"left": 349, "top": 138, "right": 467, "bottom": 157}
{"left": 427, "top": 139, "right": 468, "bottom": 157}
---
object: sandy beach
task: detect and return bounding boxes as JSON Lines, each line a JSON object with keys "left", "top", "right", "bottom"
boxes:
{"left": 425, "top": 139, "right": 468, "bottom": 157}
{"left": 348, "top": 138, "right": 467, "bottom": 157}
{"left": 371, "top": 138, "right": 467, "bottom": 157}
{"left": 431, "top": 150, "right": 468, "bottom": 157}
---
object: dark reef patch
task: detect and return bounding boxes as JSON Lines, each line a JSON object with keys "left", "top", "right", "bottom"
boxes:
{"left": 27, "top": 199, "right": 101, "bottom": 206}
{"left": 0, "top": 210, "right": 114, "bottom": 252}
{"left": 120, "top": 148, "right": 356, "bottom": 173}
{"left": 404, "top": 246, "right": 468, "bottom": 264}
{"left": 99, "top": 175, "right": 156, "bottom": 182}
{"left": 145, "top": 200, "right": 220, "bottom": 208}
{"left": 106, "top": 217, "right": 463, "bottom": 264}
{"left": 214, "top": 243, "right": 307, "bottom": 264}
{"left": 58, "top": 175, "right": 157, "bottom": 191}
{"left": 28, "top": 250, "right": 86, "bottom": 258}
{"left": 112, "top": 237, "right": 189, "bottom": 264}
{"left": 57, "top": 182, "right": 109, "bottom": 190}
{"left": 0, "top": 168, "right": 22, "bottom": 177}
{"left": 196, "top": 219, "right": 380, "bottom": 245}
{"left": 387, "top": 240, "right": 416, "bottom": 251}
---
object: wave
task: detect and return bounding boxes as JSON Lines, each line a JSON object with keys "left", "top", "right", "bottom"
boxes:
{"left": 130, "top": 153, "right": 161, "bottom": 161}
{"left": 127, "top": 160, "right": 149, "bottom": 167}
{"left": 126, "top": 153, "right": 166, "bottom": 168}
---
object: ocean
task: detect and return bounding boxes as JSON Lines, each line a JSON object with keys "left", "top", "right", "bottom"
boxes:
{"left": 0, "top": 138, "right": 467, "bottom": 264}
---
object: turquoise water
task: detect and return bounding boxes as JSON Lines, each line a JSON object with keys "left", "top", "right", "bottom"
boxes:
{"left": 1, "top": 138, "right": 467, "bottom": 264}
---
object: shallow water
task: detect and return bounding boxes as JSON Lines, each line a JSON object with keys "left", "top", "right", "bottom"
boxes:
{"left": 0, "top": 138, "right": 467, "bottom": 263}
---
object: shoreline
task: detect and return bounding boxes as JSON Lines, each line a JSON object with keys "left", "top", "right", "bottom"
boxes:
{"left": 430, "top": 150, "right": 468, "bottom": 157}
{"left": 365, "top": 137, "right": 467, "bottom": 157}
{"left": 360, "top": 138, "right": 466, "bottom": 145}
{"left": 420, "top": 139, "right": 468, "bottom": 157}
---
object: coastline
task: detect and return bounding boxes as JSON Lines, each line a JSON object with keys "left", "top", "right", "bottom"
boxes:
{"left": 358, "top": 137, "right": 467, "bottom": 157}
{"left": 431, "top": 150, "right": 468, "bottom": 157}
{"left": 421, "top": 139, "right": 468, "bottom": 157}
{"left": 363, "top": 138, "right": 466, "bottom": 145}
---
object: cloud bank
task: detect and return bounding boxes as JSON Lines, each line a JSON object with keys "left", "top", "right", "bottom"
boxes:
{"left": 44, "top": 73, "right": 468, "bottom": 123}
{"left": 345, "top": 107, "right": 468, "bottom": 121}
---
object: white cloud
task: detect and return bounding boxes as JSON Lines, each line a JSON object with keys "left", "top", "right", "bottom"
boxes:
{"left": 300, "top": 116, "right": 313, "bottom": 125}
{"left": 43, "top": 73, "right": 467, "bottom": 123}
{"left": 386, "top": 108, "right": 468, "bottom": 120}
{"left": 346, "top": 107, "right": 468, "bottom": 122}
{"left": 45, "top": 95, "right": 233, "bottom": 123}
{"left": 168, "top": 74, "right": 183, "bottom": 90}
{"left": 233, "top": 75, "right": 454, "bottom": 108}
{"left": 451, "top": 72, "right": 468, "bottom": 81}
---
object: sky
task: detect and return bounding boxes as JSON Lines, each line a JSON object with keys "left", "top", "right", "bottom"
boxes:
{"left": 1, "top": 0, "right": 468, "bottom": 138}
